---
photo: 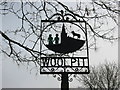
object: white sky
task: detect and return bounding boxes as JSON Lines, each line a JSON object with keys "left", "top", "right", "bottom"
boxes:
{"left": 0, "top": 3, "right": 2, "bottom": 89}
{"left": 0, "top": 0, "right": 119, "bottom": 89}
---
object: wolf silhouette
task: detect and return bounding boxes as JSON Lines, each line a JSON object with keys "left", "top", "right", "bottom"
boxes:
{"left": 71, "top": 31, "right": 81, "bottom": 39}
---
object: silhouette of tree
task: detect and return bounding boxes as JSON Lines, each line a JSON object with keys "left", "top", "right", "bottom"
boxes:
{"left": 0, "top": 0, "right": 119, "bottom": 68}
{"left": 75, "top": 62, "right": 120, "bottom": 90}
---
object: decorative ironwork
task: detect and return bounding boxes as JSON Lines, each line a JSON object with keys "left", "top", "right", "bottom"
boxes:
{"left": 40, "top": 57, "right": 89, "bottom": 74}
{"left": 40, "top": 10, "right": 90, "bottom": 90}
{"left": 40, "top": 10, "right": 89, "bottom": 73}
{"left": 53, "top": 74, "right": 62, "bottom": 81}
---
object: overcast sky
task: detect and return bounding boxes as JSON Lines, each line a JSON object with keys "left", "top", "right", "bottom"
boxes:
{"left": 1, "top": 0, "right": 119, "bottom": 89}
{"left": 0, "top": 3, "right": 2, "bottom": 88}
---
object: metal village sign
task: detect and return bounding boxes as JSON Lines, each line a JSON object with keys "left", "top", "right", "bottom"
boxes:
{"left": 40, "top": 10, "right": 90, "bottom": 90}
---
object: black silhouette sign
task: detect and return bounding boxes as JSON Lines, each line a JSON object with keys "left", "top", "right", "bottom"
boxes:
{"left": 46, "top": 24, "right": 85, "bottom": 54}
{"left": 40, "top": 10, "right": 89, "bottom": 74}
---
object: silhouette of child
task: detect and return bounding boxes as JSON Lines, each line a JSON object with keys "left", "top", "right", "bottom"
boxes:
{"left": 54, "top": 34, "right": 59, "bottom": 44}
{"left": 48, "top": 34, "right": 53, "bottom": 45}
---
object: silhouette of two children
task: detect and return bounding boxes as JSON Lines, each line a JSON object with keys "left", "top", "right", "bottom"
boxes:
{"left": 48, "top": 34, "right": 59, "bottom": 45}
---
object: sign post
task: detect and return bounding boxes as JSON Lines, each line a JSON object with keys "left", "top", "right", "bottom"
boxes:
{"left": 40, "top": 10, "right": 90, "bottom": 90}
{"left": 61, "top": 73, "right": 69, "bottom": 90}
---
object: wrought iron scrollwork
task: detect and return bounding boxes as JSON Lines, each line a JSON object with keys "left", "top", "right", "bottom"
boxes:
{"left": 40, "top": 10, "right": 90, "bottom": 84}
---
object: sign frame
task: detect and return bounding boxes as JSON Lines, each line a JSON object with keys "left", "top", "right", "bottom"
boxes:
{"left": 40, "top": 12, "right": 89, "bottom": 74}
